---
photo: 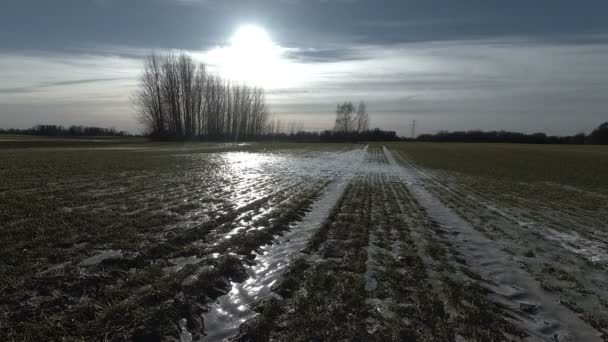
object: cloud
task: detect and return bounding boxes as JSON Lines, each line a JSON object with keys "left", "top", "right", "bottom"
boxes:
{"left": 0, "top": 51, "right": 141, "bottom": 130}
{"left": 0, "top": 78, "right": 132, "bottom": 94}
{"left": 285, "top": 47, "right": 366, "bottom": 63}
{"left": 266, "top": 38, "right": 608, "bottom": 135}
{"left": 1, "top": 37, "right": 608, "bottom": 135}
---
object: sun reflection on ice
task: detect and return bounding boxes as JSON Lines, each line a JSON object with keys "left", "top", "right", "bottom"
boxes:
{"left": 221, "top": 152, "right": 283, "bottom": 210}
{"left": 202, "top": 147, "right": 369, "bottom": 341}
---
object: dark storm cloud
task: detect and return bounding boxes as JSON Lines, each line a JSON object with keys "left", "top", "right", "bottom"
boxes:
{"left": 2, "top": 0, "right": 607, "bottom": 51}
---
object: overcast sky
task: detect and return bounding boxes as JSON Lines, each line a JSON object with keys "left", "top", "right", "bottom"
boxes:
{"left": 1, "top": 0, "right": 608, "bottom": 135}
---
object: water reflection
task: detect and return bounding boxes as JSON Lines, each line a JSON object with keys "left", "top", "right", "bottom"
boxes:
{"left": 220, "top": 152, "right": 283, "bottom": 210}
{"left": 201, "top": 147, "right": 367, "bottom": 341}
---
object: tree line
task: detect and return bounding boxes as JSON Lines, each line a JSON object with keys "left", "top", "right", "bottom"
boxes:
{"left": 256, "top": 128, "right": 399, "bottom": 143}
{"left": 136, "top": 53, "right": 268, "bottom": 140}
{"left": 416, "top": 122, "right": 608, "bottom": 145}
{"left": 135, "top": 55, "right": 395, "bottom": 142}
{"left": 0, "top": 125, "right": 129, "bottom": 137}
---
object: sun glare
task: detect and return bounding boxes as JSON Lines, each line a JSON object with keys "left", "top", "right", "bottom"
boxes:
{"left": 230, "top": 25, "right": 275, "bottom": 52}
{"left": 204, "top": 25, "right": 304, "bottom": 89}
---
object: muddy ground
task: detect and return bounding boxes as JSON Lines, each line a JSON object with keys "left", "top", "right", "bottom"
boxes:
{"left": 1, "top": 141, "right": 607, "bottom": 341}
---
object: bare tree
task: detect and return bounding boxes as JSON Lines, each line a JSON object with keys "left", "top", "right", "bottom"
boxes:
{"left": 135, "top": 54, "right": 165, "bottom": 137}
{"left": 160, "top": 55, "right": 182, "bottom": 137}
{"left": 334, "top": 102, "right": 355, "bottom": 133}
{"left": 193, "top": 63, "right": 207, "bottom": 136}
{"left": 356, "top": 101, "right": 369, "bottom": 133}
{"left": 135, "top": 52, "right": 269, "bottom": 141}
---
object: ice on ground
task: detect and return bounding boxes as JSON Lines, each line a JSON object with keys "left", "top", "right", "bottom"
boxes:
{"left": 163, "top": 256, "right": 205, "bottom": 274}
{"left": 382, "top": 146, "right": 603, "bottom": 342}
{"left": 544, "top": 228, "right": 608, "bottom": 263}
{"left": 201, "top": 146, "right": 368, "bottom": 342}
{"left": 78, "top": 250, "right": 123, "bottom": 267}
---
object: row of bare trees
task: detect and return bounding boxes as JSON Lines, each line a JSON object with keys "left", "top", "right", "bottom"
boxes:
{"left": 136, "top": 53, "right": 268, "bottom": 140}
{"left": 265, "top": 117, "right": 305, "bottom": 136}
{"left": 334, "top": 101, "right": 369, "bottom": 133}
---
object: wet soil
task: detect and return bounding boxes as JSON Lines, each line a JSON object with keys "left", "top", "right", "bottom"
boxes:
{"left": 2, "top": 142, "right": 606, "bottom": 341}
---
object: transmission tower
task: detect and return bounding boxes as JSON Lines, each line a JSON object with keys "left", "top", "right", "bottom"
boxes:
{"left": 411, "top": 119, "right": 416, "bottom": 139}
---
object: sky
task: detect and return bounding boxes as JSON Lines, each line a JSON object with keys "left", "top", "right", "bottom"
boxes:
{"left": 1, "top": 0, "right": 608, "bottom": 136}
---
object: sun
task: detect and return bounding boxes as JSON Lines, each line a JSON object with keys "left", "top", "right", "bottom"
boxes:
{"left": 230, "top": 25, "right": 275, "bottom": 53}
{"left": 204, "top": 25, "right": 302, "bottom": 88}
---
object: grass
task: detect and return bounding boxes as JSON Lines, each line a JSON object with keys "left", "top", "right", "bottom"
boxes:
{"left": 3, "top": 137, "right": 607, "bottom": 340}
{"left": 386, "top": 142, "right": 608, "bottom": 193}
{"left": 387, "top": 142, "right": 608, "bottom": 337}
{"left": 0, "top": 137, "right": 358, "bottom": 341}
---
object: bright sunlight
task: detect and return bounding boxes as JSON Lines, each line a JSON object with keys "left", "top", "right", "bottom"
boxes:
{"left": 204, "top": 24, "right": 305, "bottom": 88}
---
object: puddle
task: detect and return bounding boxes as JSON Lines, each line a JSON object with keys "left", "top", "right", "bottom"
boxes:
{"left": 201, "top": 147, "right": 367, "bottom": 341}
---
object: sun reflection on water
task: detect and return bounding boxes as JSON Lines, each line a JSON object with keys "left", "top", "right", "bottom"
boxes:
{"left": 202, "top": 147, "right": 369, "bottom": 341}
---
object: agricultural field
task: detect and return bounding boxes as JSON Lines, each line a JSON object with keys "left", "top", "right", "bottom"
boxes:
{"left": 1, "top": 139, "right": 607, "bottom": 341}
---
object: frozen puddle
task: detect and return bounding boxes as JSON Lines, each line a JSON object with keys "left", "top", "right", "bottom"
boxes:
{"left": 201, "top": 147, "right": 367, "bottom": 341}
{"left": 383, "top": 147, "right": 602, "bottom": 342}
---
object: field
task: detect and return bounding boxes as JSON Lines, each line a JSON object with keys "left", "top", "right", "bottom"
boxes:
{"left": 1, "top": 139, "right": 607, "bottom": 341}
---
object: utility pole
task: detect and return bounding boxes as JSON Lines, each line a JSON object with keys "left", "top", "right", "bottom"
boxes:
{"left": 411, "top": 119, "right": 416, "bottom": 139}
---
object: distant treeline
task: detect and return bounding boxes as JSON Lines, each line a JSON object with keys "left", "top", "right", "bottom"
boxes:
{"left": 417, "top": 122, "right": 608, "bottom": 145}
{"left": 248, "top": 101, "right": 395, "bottom": 142}
{"left": 256, "top": 128, "right": 399, "bottom": 143}
{"left": 0, "top": 125, "right": 130, "bottom": 137}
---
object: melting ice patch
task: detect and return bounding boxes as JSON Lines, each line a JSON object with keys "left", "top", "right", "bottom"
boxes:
{"left": 544, "top": 228, "right": 608, "bottom": 263}
{"left": 381, "top": 146, "right": 602, "bottom": 341}
{"left": 78, "top": 250, "right": 123, "bottom": 267}
{"left": 480, "top": 202, "right": 608, "bottom": 264}
{"left": 201, "top": 147, "right": 367, "bottom": 341}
